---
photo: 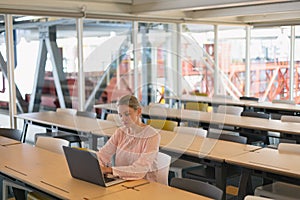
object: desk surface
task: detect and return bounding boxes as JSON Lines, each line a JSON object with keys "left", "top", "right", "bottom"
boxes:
{"left": 16, "top": 111, "right": 119, "bottom": 132}
{"left": 0, "top": 142, "right": 210, "bottom": 200}
{"left": 248, "top": 101, "right": 300, "bottom": 112}
{"left": 0, "top": 136, "right": 21, "bottom": 146}
{"left": 165, "top": 95, "right": 300, "bottom": 113}
{"left": 93, "top": 128, "right": 260, "bottom": 163}
{"left": 95, "top": 180, "right": 212, "bottom": 200}
{"left": 94, "top": 104, "right": 300, "bottom": 136}
{"left": 226, "top": 147, "right": 300, "bottom": 179}
{"left": 158, "top": 130, "right": 260, "bottom": 162}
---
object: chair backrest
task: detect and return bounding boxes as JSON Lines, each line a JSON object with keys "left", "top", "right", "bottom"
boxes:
{"left": 56, "top": 108, "right": 77, "bottom": 115}
{"left": 213, "top": 94, "right": 233, "bottom": 100}
{"left": 278, "top": 143, "right": 300, "bottom": 154}
{"left": 217, "top": 105, "right": 244, "bottom": 116}
{"left": 156, "top": 152, "right": 171, "bottom": 185}
{"left": 0, "top": 128, "right": 23, "bottom": 141}
{"left": 241, "top": 111, "right": 270, "bottom": 119}
{"left": 272, "top": 99, "right": 296, "bottom": 105}
{"left": 76, "top": 111, "right": 97, "bottom": 118}
{"left": 35, "top": 137, "right": 69, "bottom": 154}
{"left": 170, "top": 178, "right": 223, "bottom": 200}
{"left": 244, "top": 195, "right": 273, "bottom": 200}
{"left": 147, "top": 119, "right": 177, "bottom": 131}
{"left": 281, "top": 115, "right": 300, "bottom": 123}
{"left": 185, "top": 102, "right": 208, "bottom": 112}
{"left": 208, "top": 132, "right": 247, "bottom": 144}
{"left": 173, "top": 126, "right": 207, "bottom": 137}
{"left": 149, "top": 102, "right": 169, "bottom": 108}
{"left": 239, "top": 96, "right": 259, "bottom": 102}
{"left": 106, "top": 113, "right": 122, "bottom": 126}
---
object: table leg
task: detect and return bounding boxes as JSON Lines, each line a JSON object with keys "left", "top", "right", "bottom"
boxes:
{"left": 21, "top": 120, "right": 29, "bottom": 143}
{"left": 238, "top": 168, "right": 253, "bottom": 200}
{"left": 215, "top": 163, "right": 227, "bottom": 200}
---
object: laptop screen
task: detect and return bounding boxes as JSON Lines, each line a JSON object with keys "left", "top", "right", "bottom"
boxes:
{"left": 63, "top": 146, "right": 106, "bottom": 186}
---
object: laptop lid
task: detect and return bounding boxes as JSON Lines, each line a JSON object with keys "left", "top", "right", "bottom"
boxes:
{"left": 62, "top": 146, "right": 125, "bottom": 187}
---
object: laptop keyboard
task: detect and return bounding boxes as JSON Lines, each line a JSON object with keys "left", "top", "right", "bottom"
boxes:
{"left": 104, "top": 174, "right": 117, "bottom": 183}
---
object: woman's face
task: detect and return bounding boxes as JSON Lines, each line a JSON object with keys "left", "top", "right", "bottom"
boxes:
{"left": 117, "top": 105, "right": 141, "bottom": 127}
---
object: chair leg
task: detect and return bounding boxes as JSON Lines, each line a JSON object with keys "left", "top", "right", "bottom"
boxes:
{"left": 3, "top": 180, "right": 31, "bottom": 200}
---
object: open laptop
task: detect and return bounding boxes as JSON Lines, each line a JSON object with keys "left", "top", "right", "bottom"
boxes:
{"left": 62, "top": 146, "right": 126, "bottom": 187}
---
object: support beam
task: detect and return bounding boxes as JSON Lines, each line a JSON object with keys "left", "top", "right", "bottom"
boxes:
{"left": 5, "top": 14, "right": 17, "bottom": 128}
{"left": 29, "top": 26, "right": 72, "bottom": 112}
{"left": 245, "top": 26, "right": 251, "bottom": 96}
{"left": 0, "top": 52, "right": 27, "bottom": 113}
{"left": 77, "top": 18, "right": 85, "bottom": 111}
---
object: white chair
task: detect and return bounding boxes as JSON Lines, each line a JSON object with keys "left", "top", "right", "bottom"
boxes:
{"left": 156, "top": 152, "right": 171, "bottom": 185}
{"left": 213, "top": 105, "right": 244, "bottom": 136}
{"left": 269, "top": 115, "right": 300, "bottom": 148}
{"left": 281, "top": 115, "right": 300, "bottom": 123}
{"left": 254, "top": 143, "right": 300, "bottom": 200}
{"left": 170, "top": 127, "right": 207, "bottom": 178}
{"left": 278, "top": 143, "right": 300, "bottom": 154}
{"left": 213, "top": 94, "right": 233, "bottom": 100}
{"left": 35, "top": 137, "right": 69, "bottom": 154}
{"left": 272, "top": 99, "right": 296, "bottom": 105}
{"left": 217, "top": 105, "right": 244, "bottom": 116}
{"left": 149, "top": 102, "right": 169, "bottom": 108}
{"left": 173, "top": 126, "right": 207, "bottom": 137}
{"left": 56, "top": 108, "right": 77, "bottom": 115}
{"left": 244, "top": 195, "right": 273, "bottom": 200}
{"left": 106, "top": 113, "right": 122, "bottom": 126}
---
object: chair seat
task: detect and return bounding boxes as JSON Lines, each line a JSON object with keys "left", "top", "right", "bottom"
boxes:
{"left": 170, "top": 159, "right": 203, "bottom": 178}
{"left": 183, "top": 166, "right": 216, "bottom": 183}
{"left": 54, "top": 133, "right": 88, "bottom": 143}
{"left": 183, "top": 165, "right": 242, "bottom": 183}
{"left": 35, "top": 132, "right": 88, "bottom": 147}
{"left": 255, "top": 182, "right": 300, "bottom": 200}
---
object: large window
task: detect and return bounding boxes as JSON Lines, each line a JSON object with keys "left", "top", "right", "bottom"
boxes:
{"left": 8, "top": 16, "right": 78, "bottom": 112}
{"left": 183, "top": 24, "right": 215, "bottom": 97}
{"left": 250, "top": 26, "right": 292, "bottom": 102}
{"left": 82, "top": 19, "right": 132, "bottom": 110}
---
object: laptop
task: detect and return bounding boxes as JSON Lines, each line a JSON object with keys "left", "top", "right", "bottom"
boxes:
{"left": 62, "top": 146, "right": 126, "bottom": 187}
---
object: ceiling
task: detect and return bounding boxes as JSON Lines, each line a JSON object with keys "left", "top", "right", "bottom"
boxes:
{"left": 0, "top": 0, "right": 299, "bottom": 26}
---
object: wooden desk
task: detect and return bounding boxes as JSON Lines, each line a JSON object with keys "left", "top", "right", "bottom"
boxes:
{"left": 95, "top": 180, "right": 212, "bottom": 200}
{"left": 16, "top": 112, "right": 119, "bottom": 143}
{"left": 94, "top": 103, "right": 300, "bottom": 142}
{"left": 93, "top": 128, "right": 260, "bottom": 199}
{"left": 164, "top": 95, "right": 246, "bottom": 107}
{"left": 226, "top": 148, "right": 300, "bottom": 199}
{"left": 248, "top": 101, "right": 300, "bottom": 115}
{"left": 160, "top": 130, "right": 260, "bottom": 200}
{"left": 94, "top": 103, "right": 179, "bottom": 121}
{"left": 0, "top": 136, "right": 20, "bottom": 146}
{"left": 165, "top": 95, "right": 300, "bottom": 116}
{"left": 0, "top": 142, "right": 209, "bottom": 200}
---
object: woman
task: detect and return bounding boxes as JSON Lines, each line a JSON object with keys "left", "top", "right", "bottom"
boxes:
{"left": 97, "top": 95, "right": 161, "bottom": 182}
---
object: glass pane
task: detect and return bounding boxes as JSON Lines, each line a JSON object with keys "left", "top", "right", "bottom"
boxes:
{"left": 250, "top": 26, "right": 291, "bottom": 102}
{"left": 218, "top": 25, "right": 246, "bottom": 99}
{"left": 7, "top": 16, "right": 77, "bottom": 112}
{"left": 0, "top": 14, "right": 10, "bottom": 127}
{"left": 182, "top": 24, "right": 215, "bottom": 97}
{"left": 295, "top": 25, "right": 300, "bottom": 103}
{"left": 82, "top": 19, "right": 132, "bottom": 111}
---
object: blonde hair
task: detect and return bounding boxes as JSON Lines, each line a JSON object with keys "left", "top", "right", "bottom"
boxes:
{"left": 117, "top": 95, "right": 141, "bottom": 110}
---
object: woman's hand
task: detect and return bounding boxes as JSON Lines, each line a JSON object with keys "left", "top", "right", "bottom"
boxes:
{"left": 101, "top": 165, "right": 113, "bottom": 174}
